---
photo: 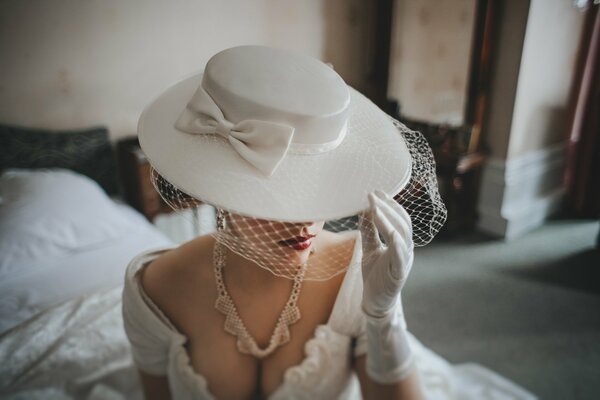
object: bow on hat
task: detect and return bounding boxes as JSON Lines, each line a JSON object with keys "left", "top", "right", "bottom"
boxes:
{"left": 174, "top": 86, "right": 295, "bottom": 177}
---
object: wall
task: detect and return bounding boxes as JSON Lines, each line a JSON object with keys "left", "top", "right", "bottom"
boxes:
{"left": 388, "top": 0, "right": 476, "bottom": 125}
{"left": 507, "top": 0, "right": 584, "bottom": 158}
{"left": 482, "top": 0, "right": 531, "bottom": 161}
{"left": 477, "top": 0, "right": 585, "bottom": 238}
{"left": 0, "top": 0, "right": 366, "bottom": 140}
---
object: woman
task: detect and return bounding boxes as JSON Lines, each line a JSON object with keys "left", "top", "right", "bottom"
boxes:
{"left": 124, "top": 197, "right": 421, "bottom": 399}
{"left": 122, "top": 45, "right": 530, "bottom": 400}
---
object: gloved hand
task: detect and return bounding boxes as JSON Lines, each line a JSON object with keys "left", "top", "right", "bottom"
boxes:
{"left": 360, "top": 190, "right": 414, "bottom": 320}
{"left": 359, "top": 190, "right": 416, "bottom": 383}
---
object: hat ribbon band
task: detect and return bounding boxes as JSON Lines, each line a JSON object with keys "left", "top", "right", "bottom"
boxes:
{"left": 286, "top": 122, "right": 347, "bottom": 155}
{"left": 175, "top": 87, "right": 295, "bottom": 177}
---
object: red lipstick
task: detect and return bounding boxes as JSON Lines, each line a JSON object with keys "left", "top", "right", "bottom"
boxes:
{"left": 279, "top": 235, "right": 315, "bottom": 251}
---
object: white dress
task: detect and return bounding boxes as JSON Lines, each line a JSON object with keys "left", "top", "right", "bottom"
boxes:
{"left": 122, "top": 241, "right": 537, "bottom": 400}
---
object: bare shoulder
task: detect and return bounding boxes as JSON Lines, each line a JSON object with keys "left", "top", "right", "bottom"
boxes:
{"left": 140, "top": 235, "right": 216, "bottom": 317}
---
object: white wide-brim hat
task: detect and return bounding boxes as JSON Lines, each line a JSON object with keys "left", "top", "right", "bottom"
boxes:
{"left": 138, "top": 45, "right": 411, "bottom": 222}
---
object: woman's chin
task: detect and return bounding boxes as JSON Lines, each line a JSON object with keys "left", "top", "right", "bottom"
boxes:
{"left": 280, "top": 246, "right": 312, "bottom": 265}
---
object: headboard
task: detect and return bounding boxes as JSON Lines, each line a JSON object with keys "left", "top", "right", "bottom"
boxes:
{"left": 0, "top": 124, "right": 119, "bottom": 195}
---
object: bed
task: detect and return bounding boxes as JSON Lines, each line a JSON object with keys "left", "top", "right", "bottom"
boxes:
{"left": 0, "top": 125, "right": 172, "bottom": 399}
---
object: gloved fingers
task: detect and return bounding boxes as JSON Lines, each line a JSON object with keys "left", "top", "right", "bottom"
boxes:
{"left": 359, "top": 192, "right": 383, "bottom": 254}
{"left": 372, "top": 191, "right": 412, "bottom": 246}
{"left": 374, "top": 191, "right": 413, "bottom": 238}
{"left": 371, "top": 192, "right": 414, "bottom": 283}
{"left": 389, "top": 232, "right": 414, "bottom": 283}
{"left": 388, "top": 226, "right": 416, "bottom": 280}
{"left": 370, "top": 199, "right": 399, "bottom": 251}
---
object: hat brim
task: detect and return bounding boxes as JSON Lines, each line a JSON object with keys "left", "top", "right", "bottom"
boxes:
{"left": 138, "top": 73, "right": 411, "bottom": 222}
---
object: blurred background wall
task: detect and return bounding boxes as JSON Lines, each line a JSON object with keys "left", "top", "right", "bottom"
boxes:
{"left": 0, "top": 0, "right": 369, "bottom": 140}
{"left": 477, "top": 0, "right": 586, "bottom": 238}
{"left": 0, "top": 0, "right": 592, "bottom": 239}
{"left": 388, "top": 0, "right": 476, "bottom": 126}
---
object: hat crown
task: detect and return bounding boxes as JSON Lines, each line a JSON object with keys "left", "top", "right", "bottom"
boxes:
{"left": 202, "top": 45, "right": 350, "bottom": 146}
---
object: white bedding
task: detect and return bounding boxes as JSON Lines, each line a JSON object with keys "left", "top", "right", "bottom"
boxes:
{"left": 0, "top": 286, "right": 140, "bottom": 400}
{"left": 0, "top": 169, "right": 172, "bottom": 334}
{"left": 0, "top": 168, "right": 172, "bottom": 398}
{"left": 0, "top": 203, "right": 171, "bottom": 334}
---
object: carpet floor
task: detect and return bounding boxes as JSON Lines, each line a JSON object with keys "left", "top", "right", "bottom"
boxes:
{"left": 405, "top": 219, "right": 600, "bottom": 400}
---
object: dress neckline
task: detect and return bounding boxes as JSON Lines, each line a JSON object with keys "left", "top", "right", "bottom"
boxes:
{"left": 127, "top": 231, "right": 362, "bottom": 398}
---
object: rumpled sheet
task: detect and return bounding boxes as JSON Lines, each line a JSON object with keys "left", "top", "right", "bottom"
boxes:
{"left": 0, "top": 286, "right": 141, "bottom": 400}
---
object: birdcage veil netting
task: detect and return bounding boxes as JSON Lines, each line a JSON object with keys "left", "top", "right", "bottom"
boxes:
{"left": 150, "top": 119, "right": 446, "bottom": 281}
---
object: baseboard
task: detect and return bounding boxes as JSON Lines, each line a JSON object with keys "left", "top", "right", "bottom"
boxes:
{"left": 477, "top": 143, "right": 566, "bottom": 239}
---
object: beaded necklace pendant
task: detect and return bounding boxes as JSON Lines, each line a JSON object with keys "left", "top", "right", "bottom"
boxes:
{"left": 213, "top": 241, "right": 306, "bottom": 358}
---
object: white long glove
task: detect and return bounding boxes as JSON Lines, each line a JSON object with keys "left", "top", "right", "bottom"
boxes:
{"left": 359, "top": 190, "right": 415, "bottom": 383}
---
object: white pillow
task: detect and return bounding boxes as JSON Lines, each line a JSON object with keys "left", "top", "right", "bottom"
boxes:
{"left": 0, "top": 169, "right": 136, "bottom": 275}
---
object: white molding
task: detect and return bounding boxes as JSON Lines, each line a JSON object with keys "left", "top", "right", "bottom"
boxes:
{"left": 477, "top": 143, "right": 566, "bottom": 239}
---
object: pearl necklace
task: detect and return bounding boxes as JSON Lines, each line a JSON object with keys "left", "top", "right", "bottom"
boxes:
{"left": 213, "top": 241, "right": 306, "bottom": 358}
